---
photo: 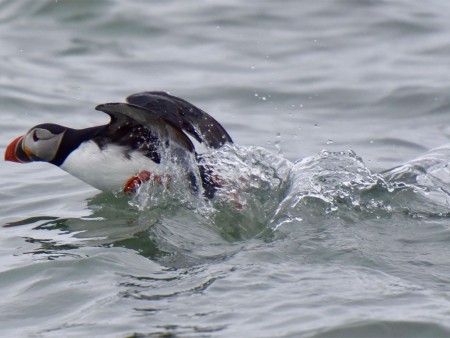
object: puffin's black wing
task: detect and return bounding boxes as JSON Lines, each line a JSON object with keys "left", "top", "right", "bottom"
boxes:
{"left": 126, "top": 91, "right": 233, "bottom": 149}
{"left": 95, "top": 102, "right": 195, "bottom": 157}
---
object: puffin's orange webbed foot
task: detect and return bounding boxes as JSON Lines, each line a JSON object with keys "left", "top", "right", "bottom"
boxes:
{"left": 124, "top": 171, "right": 169, "bottom": 194}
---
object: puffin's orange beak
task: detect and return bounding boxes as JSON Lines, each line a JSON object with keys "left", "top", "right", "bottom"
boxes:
{"left": 5, "top": 135, "right": 29, "bottom": 163}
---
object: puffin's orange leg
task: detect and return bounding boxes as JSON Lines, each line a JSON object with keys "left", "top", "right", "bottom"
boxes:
{"left": 124, "top": 171, "right": 151, "bottom": 194}
{"left": 124, "top": 171, "right": 170, "bottom": 194}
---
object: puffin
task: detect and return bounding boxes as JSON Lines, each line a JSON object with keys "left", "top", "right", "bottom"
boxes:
{"left": 4, "top": 91, "right": 233, "bottom": 197}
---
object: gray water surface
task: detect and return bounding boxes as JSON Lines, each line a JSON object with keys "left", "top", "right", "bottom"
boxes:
{"left": 2, "top": 1, "right": 450, "bottom": 337}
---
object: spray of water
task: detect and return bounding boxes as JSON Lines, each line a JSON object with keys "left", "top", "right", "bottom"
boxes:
{"left": 125, "top": 142, "right": 450, "bottom": 239}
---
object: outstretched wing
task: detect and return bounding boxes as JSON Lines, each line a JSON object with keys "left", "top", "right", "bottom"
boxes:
{"left": 95, "top": 102, "right": 195, "bottom": 160}
{"left": 126, "top": 91, "right": 233, "bottom": 149}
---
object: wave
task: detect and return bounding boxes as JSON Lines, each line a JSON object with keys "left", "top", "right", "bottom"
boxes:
{"left": 129, "top": 143, "right": 450, "bottom": 236}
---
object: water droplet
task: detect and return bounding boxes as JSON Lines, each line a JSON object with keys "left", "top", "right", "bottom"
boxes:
{"left": 250, "top": 65, "right": 256, "bottom": 70}
{"left": 261, "top": 96, "right": 267, "bottom": 101}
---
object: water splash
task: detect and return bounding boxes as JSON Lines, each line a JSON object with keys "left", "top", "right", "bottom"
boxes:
{"left": 117, "top": 143, "right": 450, "bottom": 241}
{"left": 198, "top": 144, "right": 292, "bottom": 240}
{"left": 271, "top": 146, "right": 450, "bottom": 231}
{"left": 125, "top": 143, "right": 291, "bottom": 240}
{"left": 270, "top": 150, "right": 392, "bottom": 230}
{"left": 382, "top": 145, "right": 450, "bottom": 217}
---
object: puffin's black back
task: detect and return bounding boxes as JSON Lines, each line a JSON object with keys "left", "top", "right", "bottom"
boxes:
{"left": 126, "top": 91, "right": 233, "bottom": 149}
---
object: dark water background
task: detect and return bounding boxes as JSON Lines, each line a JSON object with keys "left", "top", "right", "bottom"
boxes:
{"left": 2, "top": 1, "right": 450, "bottom": 337}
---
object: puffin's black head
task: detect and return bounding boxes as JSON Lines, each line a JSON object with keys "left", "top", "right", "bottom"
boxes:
{"left": 5, "top": 123, "right": 67, "bottom": 164}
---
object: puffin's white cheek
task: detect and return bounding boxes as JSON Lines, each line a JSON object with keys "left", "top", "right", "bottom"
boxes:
{"left": 22, "top": 137, "right": 59, "bottom": 162}
{"left": 32, "top": 138, "right": 61, "bottom": 162}
{"left": 22, "top": 134, "right": 40, "bottom": 160}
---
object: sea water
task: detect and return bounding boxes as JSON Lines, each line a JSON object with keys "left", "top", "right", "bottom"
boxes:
{"left": 1, "top": 1, "right": 450, "bottom": 337}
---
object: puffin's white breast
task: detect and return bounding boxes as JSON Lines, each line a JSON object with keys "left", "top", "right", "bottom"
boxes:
{"left": 60, "top": 140, "right": 159, "bottom": 192}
